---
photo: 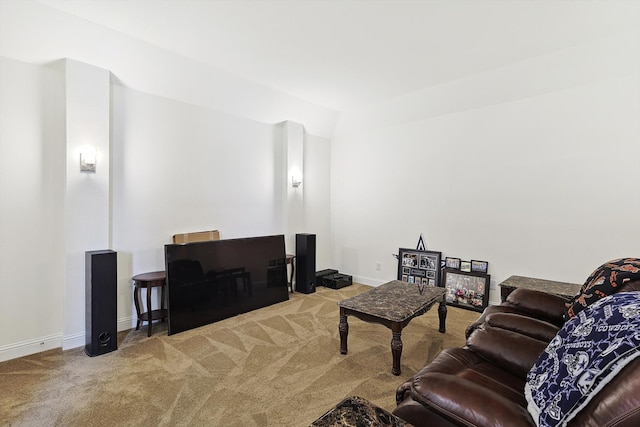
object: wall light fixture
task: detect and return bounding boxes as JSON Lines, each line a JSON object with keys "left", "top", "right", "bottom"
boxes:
{"left": 291, "top": 172, "right": 303, "bottom": 188}
{"left": 80, "top": 149, "right": 97, "bottom": 172}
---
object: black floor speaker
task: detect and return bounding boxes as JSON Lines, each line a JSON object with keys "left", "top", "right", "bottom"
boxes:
{"left": 295, "top": 233, "right": 316, "bottom": 294}
{"left": 85, "top": 250, "right": 117, "bottom": 356}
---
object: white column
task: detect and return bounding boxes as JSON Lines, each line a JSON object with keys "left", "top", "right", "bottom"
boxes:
{"left": 63, "top": 59, "right": 111, "bottom": 349}
{"left": 282, "top": 120, "right": 304, "bottom": 254}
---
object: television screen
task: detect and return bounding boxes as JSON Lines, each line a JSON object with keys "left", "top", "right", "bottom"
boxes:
{"left": 165, "top": 234, "right": 289, "bottom": 335}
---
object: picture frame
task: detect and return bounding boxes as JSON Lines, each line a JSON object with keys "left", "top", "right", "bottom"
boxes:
{"left": 441, "top": 269, "right": 491, "bottom": 312}
{"left": 445, "top": 257, "right": 461, "bottom": 269}
{"left": 460, "top": 261, "right": 471, "bottom": 272}
{"left": 397, "top": 248, "right": 442, "bottom": 288}
{"left": 471, "top": 260, "right": 489, "bottom": 274}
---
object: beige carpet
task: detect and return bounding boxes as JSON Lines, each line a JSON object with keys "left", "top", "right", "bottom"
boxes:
{"left": 1, "top": 283, "right": 480, "bottom": 426}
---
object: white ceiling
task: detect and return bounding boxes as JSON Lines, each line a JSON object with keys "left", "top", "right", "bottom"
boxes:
{"left": 36, "top": 0, "right": 640, "bottom": 112}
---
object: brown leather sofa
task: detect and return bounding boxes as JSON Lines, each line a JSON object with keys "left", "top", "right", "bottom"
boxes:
{"left": 393, "top": 259, "right": 640, "bottom": 427}
{"left": 393, "top": 321, "right": 640, "bottom": 426}
{"left": 466, "top": 258, "right": 640, "bottom": 340}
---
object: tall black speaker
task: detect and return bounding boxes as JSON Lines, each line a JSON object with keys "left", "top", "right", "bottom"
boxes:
{"left": 295, "top": 233, "right": 316, "bottom": 294}
{"left": 85, "top": 250, "right": 117, "bottom": 356}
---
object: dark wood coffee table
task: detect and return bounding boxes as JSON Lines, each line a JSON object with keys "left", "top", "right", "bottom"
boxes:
{"left": 338, "top": 280, "right": 446, "bottom": 375}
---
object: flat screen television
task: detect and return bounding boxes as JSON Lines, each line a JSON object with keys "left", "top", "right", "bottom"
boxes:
{"left": 164, "top": 234, "right": 289, "bottom": 335}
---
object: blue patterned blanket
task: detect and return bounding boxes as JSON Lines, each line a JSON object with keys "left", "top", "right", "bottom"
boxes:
{"left": 525, "top": 292, "right": 640, "bottom": 427}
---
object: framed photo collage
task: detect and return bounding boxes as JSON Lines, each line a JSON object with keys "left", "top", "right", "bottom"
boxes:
{"left": 397, "top": 248, "right": 441, "bottom": 289}
{"left": 397, "top": 249, "right": 490, "bottom": 312}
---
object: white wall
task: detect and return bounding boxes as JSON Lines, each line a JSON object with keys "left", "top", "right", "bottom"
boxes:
{"left": 0, "top": 2, "right": 336, "bottom": 359}
{"left": 0, "top": 58, "right": 333, "bottom": 360}
{"left": 332, "top": 29, "right": 640, "bottom": 301}
{"left": 110, "top": 85, "right": 333, "bottom": 325}
{"left": 0, "top": 1, "right": 338, "bottom": 139}
{"left": 1, "top": 1, "right": 638, "bottom": 361}
{"left": 111, "top": 84, "right": 287, "bottom": 261}
{"left": 0, "top": 57, "right": 66, "bottom": 358}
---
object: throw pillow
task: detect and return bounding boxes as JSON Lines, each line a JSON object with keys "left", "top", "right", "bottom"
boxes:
{"left": 565, "top": 258, "right": 640, "bottom": 318}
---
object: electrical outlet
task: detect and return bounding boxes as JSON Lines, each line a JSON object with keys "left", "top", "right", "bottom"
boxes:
{"left": 376, "top": 262, "right": 382, "bottom": 271}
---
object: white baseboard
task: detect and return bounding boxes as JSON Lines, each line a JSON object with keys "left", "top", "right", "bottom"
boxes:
{"left": 62, "top": 331, "right": 85, "bottom": 351}
{"left": 118, "top": 315, "right": 136, "bottom": 331}
{"left": 0, "top": 334, "right": 62, "bottom": 363}
{"left": 1, "top": 315, "right": 136, "bottom": 362}
{"left": 351, "top": 275, "right": 387, "bottom": 287}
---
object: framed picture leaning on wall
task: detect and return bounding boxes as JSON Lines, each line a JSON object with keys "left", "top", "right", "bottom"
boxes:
{"left": 397, "top": 248, "right": 442, "bottom": 288}
{"left": 441, "top": 268, "right": 490, "bottom": 312}
{"left": 471, "top": 260, "right": 489, "bottom": 274}
{"left": 445, "top": 257, "right": 461, "bottom": 269}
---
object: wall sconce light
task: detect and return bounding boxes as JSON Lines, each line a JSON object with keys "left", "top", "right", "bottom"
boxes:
{"left": 291, "top": 173, "right": 303, "bottom": 188}
{"left": 80, "top": 149, "right": 97, "bottom": 173}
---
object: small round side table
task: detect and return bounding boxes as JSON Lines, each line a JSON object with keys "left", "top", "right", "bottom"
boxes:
{"left": 132, "top": 271, "right": 167, "bottom": 337}
{"left": 286, "top": 254, "right": 295, "bottom": 292}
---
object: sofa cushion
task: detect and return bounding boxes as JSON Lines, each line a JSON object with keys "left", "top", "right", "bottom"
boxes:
{"left": 566, "top": 258, "right": 640, "bottom": 318}
{"left": 506, "top": 288, "right": 569, "bottom": 326}
{"left": 411, "top": 373, "right": 534, "bottom": 427}
{"left": 395, "top": 347, "right": 533, "bottom": 427}
{"left": 525, "top": 292, "right": 640, "bottom": 427}
{"left": 485, "top": 312, "right": 560, "bottom": 343}
{"left": 466, "top": 325, "right": 548, "bottom": 378}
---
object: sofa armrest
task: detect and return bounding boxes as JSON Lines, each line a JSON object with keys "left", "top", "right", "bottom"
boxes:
{"left": 466, "top": 324, "right": 548, "bottom": 378}
{"left": 485, "top": 312, "right": 559, "bottom": 342}
{"left": 396, "top": 380, "right": 412, "bottom": 404}
{"left": 505, "top": 288, "right": 569, "bottom": 326}
{"left": 410, "top": 372, "right": 534, "bottom": 427}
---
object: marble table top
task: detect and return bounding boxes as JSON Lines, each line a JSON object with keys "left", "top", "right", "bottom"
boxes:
{"left": 500, "top": 275, "right": 581, "bottom": 298}
{"left": 338, "top": 280, "right": 444, "bottom": 322}
{"left": 310, "top": 396, "right": 412, "bottom": 427}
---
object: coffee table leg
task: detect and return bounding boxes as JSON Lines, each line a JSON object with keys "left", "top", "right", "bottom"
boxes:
{"left": 391, "top": 324, "right": 403, "bottom": 376}
{"left": 339, "top": 311, "right": 349, "bottom": 354}
{"left": 438, "top": 295, "right": 447, "bottom": 333}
